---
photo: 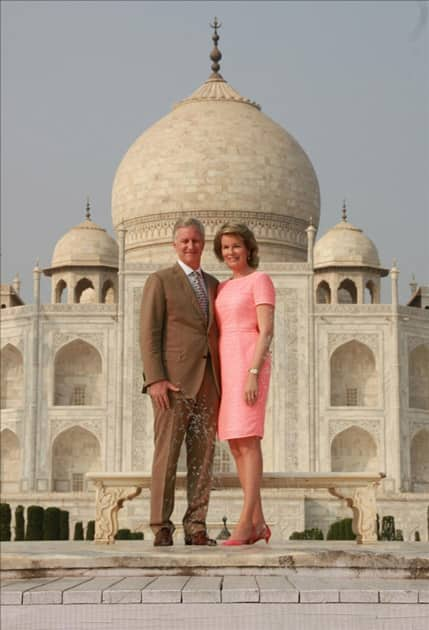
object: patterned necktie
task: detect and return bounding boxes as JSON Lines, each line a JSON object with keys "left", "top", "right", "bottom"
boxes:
{"left": 189, "top": 271, "right": 209, "bottom": 319}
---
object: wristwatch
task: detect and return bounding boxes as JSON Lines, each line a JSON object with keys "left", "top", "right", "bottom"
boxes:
{"left": 248, "top": 368, "right": 259, "bottom": 375}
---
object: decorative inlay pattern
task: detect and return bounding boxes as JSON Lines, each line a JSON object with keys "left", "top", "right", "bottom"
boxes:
{"left": 328, "top": 419, "right": 381, "bottom": 443}
{"left": 0, "top": 336, "right": 24, "bottom": 351}
{"left": 328, "top": 333, "right": 379, "bottom": 357}
{"left": 410, "top": 421, "right": 429, "bottom": 440}
{"left": 52, "top": 332, "right": 104, "bottom": 354}
{"left": 316, "top": 304, "right": 391, "bottom": 314}
{"left": 408, "top": 336, "right": 429, "bottom": 353}
{"left": 123, "top": 211, "right": 310, "bottom": 250}
{"left": 50, "top": 419, "right": 103, "bottom": 442}
{"left": 132, "top": 286, "right": 150, "bottom": 470}
{"left": 275, "top": 288, "right": 299, "bottom": 469}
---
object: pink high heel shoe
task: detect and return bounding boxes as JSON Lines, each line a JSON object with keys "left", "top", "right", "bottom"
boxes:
{"left": 249, "top": 524, "right": 271, "bottom": 545}
{"left": 222, "top": 536, "right": 252, "bottom": 546}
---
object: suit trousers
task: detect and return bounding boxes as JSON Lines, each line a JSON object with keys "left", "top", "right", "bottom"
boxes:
{"left": 150, "top": 359, "right": 219, "bottom": 536}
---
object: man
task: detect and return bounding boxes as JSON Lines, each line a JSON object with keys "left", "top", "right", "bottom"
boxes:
{"left": 140, "top": 217, "right": 220, "bottom": 546}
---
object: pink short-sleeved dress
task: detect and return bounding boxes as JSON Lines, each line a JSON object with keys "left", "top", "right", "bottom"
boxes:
{"left": 215, "top": 271, "right": 275, "bottom": 441}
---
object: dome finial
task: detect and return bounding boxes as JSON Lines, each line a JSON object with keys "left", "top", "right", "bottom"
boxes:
{"left": 86, "top": 196, "right": 91, "bottom": 220}
{"left": 209, "top": 17, "right": 223, "bottom": 79}
{"left": 342, "top": 199, "right": 347, "bottom": 222}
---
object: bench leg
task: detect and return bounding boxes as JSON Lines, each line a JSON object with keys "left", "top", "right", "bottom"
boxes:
{"left": 328, "top": 485, "right": 378, "bottom": 544}
{"left": 94, "top": 482, "right": 142, "bottom": 543}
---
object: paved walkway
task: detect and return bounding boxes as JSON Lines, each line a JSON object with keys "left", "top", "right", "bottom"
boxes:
{"left": 2, "top": 575, "right": 429, "bottom": 630}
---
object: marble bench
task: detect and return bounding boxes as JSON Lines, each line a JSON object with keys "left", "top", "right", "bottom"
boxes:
{"left": 86, "top": 471, "right": 386, "bottom": 545}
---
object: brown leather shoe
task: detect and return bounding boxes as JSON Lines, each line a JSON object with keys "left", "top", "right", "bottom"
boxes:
{"left": 184, "top": 531, "right": 217, "bottom": 546}
{"left": 154, "top": 527, "right": 173, "bottom": 547}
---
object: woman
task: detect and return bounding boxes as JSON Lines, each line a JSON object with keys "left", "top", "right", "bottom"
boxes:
{"left": 214, "top": 223, "right": 275, "bottom": 545}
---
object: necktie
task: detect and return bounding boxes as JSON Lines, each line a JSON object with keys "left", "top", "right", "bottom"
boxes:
{"left": 189, "top": 271, "right": 209, "bottom": 319}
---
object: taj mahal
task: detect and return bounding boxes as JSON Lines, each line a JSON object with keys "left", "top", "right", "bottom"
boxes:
{"left": 1, "top": 25, "right": 428, "bottom": 542}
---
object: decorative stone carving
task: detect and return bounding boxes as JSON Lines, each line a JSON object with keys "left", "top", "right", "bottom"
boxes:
{"left": 328, "top": 419, "right": 381, "bottom": 444}
{"left": 50, "top": 419, "right": 103, "bottom": 443}
{"left": 328, "top": 333, "right": 379, "bottom": 357}
{"left": 0, "top": 336, "right": 24, "bottom": 352}
{"left": 93, "top": 481, "right": 142, "bottom": 543}
{"left": 328, "top": 484, "right": 378, "bottom": 543}
{"left": 42, "top": 304, "right": 117, "bottom": 313}
{"left": 410, "top": 421, "right": 429, "bottom": 441}
{"left": 123, "top": 211, "right": 309, "bottom": 250}
{"left": 407, "top": 336, "right": 429, "bottom": 353}
{"left": 132, "top": 286, "right": 150, "bottom": 470}
{"left": 52, "top": 332, "right": 105, "bottom": 354}
{"left": 275, "top": 288, "right": 299, "bottom": 469}
{"left": 316, "top": 304, "right": 391, "bottom": 314}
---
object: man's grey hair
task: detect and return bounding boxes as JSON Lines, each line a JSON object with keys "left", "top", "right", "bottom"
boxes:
{"left": 173, "top": 217, "right": 205, "bottom": 240}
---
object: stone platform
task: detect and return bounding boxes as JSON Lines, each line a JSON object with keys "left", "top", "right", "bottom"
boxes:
{"left": 2, "top": 540, "right": 429, "bottom": 578}
{"left": 1, "top": 542, "right": 428, "bottom": 629}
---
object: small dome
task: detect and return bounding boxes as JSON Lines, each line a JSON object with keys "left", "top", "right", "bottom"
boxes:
{"left": 314, "top": 214, "right": 385, "bottom": 271}
{"left": 48, "top": 217, "right": 118, "bottom": 271}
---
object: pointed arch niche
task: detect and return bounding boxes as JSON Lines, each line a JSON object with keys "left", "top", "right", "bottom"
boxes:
{"left": 330, "top": 340, "right": 378, "bottom": 407}
{"left": 331, "top": 426, "right": 378, "bottom": 472}
{"left": 0, "top": 429, "right": 21, "bottom": 492}
{"left": 410, "top": 429, "right": 429, "bottom": 492}
{"left": 1, "top": 344, "right": 24, "bottom": 409}
{"left": 75, "top": 278, "right": 96, "bottom": 303}
{"left": 101, "top": 280, "right": 116, "bottom": 304}
{"left": 409, "top": 344, "right": 429, "bottom": 410}
{"left": 337, "top": 279, "right": 357, "bottom": 304}
{"left": 55, "top": 279, "right": 68, "bottom": 303}
{"left": 54, "top": 339, "right": 102, "bottom": 406}
{"left": 52, "top": 426, "right": 101, "bottom": 492}
{"left": 316, "top": 281, "right": 331, "bottom": 304}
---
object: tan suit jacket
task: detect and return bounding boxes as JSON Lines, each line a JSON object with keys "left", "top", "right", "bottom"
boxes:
{"left": 140, "top": 263, "right": 220, "bottom": 399}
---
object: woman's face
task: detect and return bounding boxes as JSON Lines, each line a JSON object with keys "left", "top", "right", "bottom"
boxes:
{"left": 220, "top": 233, "right": 249, "bottom": 272}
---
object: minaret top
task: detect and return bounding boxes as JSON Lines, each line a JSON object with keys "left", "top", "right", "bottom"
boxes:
{"left": 85, "top": 197, "right": 91, "bottom": 221}
{"left": 209, "top": 17, "right": 223, "bottom": 79}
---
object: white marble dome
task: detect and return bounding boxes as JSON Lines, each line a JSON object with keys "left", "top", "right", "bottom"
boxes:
{"left": 49, "top": 216, "right": 118, "bottom": 270}
{"left": 111, "top": 74, "right": 320, "bottom": 263}
{"left": 314, "top": 215, "right": 382, "bottom": 270}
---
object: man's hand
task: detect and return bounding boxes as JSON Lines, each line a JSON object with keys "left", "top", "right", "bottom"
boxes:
{"left": 148, "top": 380, "right": 180, "bottom": 411}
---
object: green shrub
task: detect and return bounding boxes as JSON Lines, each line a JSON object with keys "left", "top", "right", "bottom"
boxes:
{"left": 115, "top": 528, "right": 131, "bottom": 540}
{"left": 73, "top": 521, "right": 84, "bottom": 540}
{"left": 43, "top": 507, "right": 61, "bottom": 540}
{"left": 59, "top": 510, "right": 69, "bottom": 540}
{"left": 289, "top": 528, "right": 323, "bottom": 540}
{"left": 129, "top": 532, "right": 144, "bottom": 540}
{"left": 0, "top": 503, "right": 12, "bottom": 541}
{"left": 381, "top": 516, "right": 395, "bottom": 541}
{"left": 326, "top": 518, "right": 356, "bottom": 540}
{"left": 86, "top": 520, "right": 95, "bottom": 540}
{"left": 25, "top": 506, "right": 44, "bottom": 540}
{"left": 395, "top": 529, "right": 404, "bottom": 541}
{"left": 15, "top": 505, "right": 25, "bottom": 541}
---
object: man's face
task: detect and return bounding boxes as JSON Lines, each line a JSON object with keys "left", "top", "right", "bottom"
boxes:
{"left": 173, "top": 226, "right": 205, "bottom": 270}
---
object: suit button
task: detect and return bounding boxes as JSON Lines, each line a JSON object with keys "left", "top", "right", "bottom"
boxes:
{"left": 202, "top": 355, "right": 208, "bottom": 359}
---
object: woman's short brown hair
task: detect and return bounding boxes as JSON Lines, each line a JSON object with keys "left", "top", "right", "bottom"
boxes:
{"left": 213, "top": 223, "right": 260, "bottom": 269}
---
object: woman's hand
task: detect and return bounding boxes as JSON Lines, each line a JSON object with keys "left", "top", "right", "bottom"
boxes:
{"left": 244, "top": 373, "right": 258, "bottom": 406}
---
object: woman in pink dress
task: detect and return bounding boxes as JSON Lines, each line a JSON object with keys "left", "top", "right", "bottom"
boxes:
{"left": 213, "top": 223, "right": 275, "bottom": 545}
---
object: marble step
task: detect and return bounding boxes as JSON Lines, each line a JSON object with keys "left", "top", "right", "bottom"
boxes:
{"left": 1, "top": 575, "right": 428, "bottom": 605}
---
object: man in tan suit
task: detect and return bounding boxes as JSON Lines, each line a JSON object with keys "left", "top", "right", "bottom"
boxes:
{"left": 140, "top": 218, "right": 220, "bottom": 546}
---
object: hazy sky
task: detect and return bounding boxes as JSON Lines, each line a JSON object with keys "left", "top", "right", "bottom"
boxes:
{"left": 2, "top": 1, "right": 428, "bottom": 303}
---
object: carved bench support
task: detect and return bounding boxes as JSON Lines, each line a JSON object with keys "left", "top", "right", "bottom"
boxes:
{"left": 328, "top": 485, "right": 378, "bottom": 544}
{"left": 94, "top": 481, "right": 142, "bottom": 544}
